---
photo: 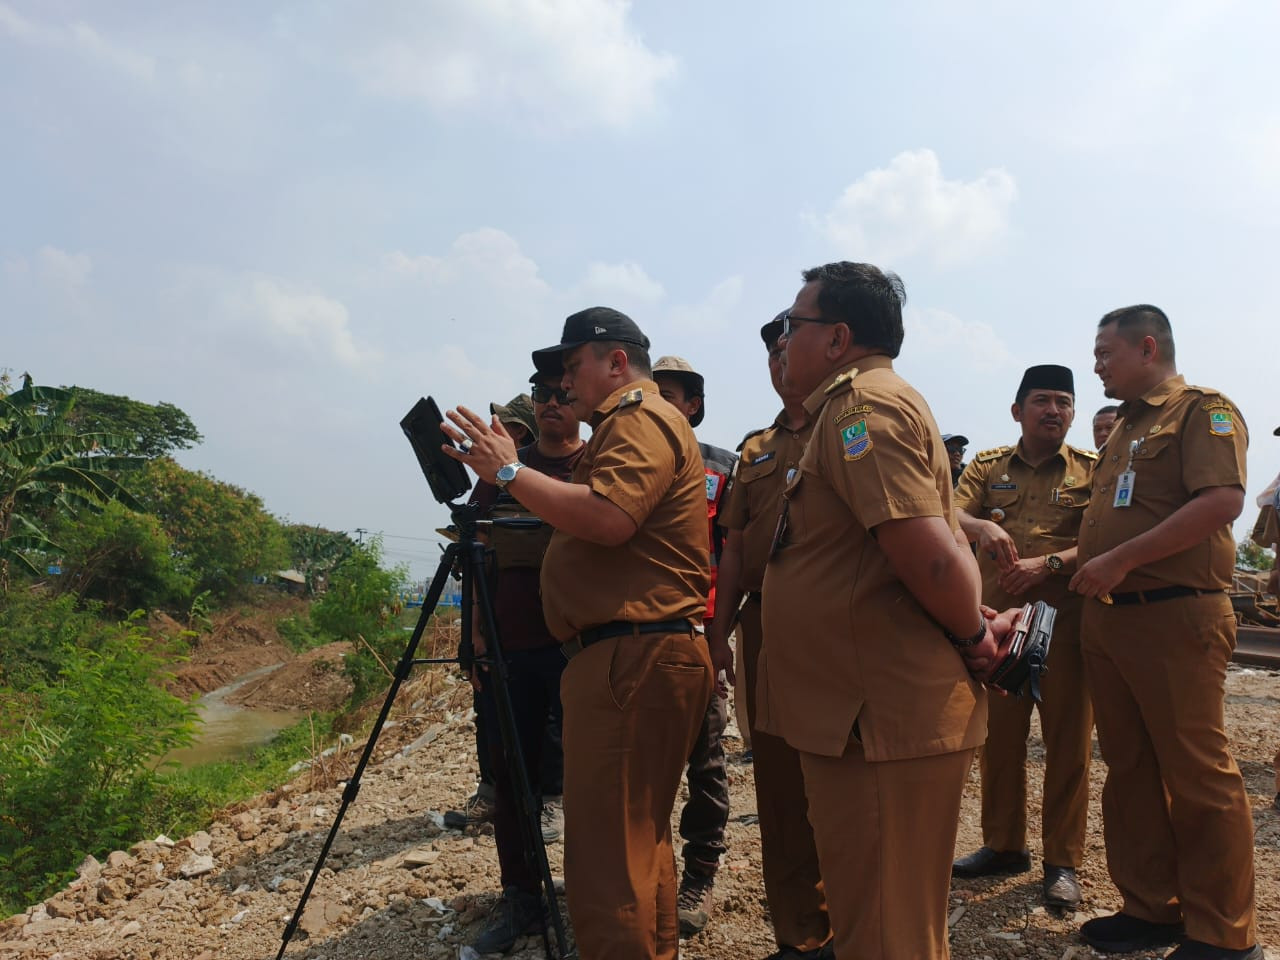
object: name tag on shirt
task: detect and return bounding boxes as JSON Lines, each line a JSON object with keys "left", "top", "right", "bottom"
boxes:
{"left": 1113, "top": 470, "right": 1135, "bottom": 508}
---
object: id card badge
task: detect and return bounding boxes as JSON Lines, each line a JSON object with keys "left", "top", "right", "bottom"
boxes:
{"left": 1113, "top": 470, "right": 1136, "bottom": 508}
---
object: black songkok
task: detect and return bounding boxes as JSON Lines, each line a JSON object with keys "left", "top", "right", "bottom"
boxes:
{"left": 1016, "top": 364, "right": 1075, "bottom": 403}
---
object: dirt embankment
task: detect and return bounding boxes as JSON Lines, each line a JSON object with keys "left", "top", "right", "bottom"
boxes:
{"left": 155, "top": 594, "right": 354, "bottom": 712}
{"left": 2, "top": 642, "right": 1278, "bottom": 959}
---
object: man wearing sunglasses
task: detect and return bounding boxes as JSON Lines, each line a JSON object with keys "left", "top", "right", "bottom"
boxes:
{"left": 465, "top": 370, "right": 585, "bottom": 955}
{"left": 441, "top": 306, "right": 712, "bottom": 960}
{"left": 709, "top": 313, "right": 833, "bottom": 960}
{"left": 758, "top": 261, "right": 1006, "bottom": 960}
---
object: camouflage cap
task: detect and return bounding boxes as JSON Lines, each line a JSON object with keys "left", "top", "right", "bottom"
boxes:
{"left": 652, "top": 355, "right": 706, "bottom": 427}
{"left": 490, "top": 393, "right": 539, "bottom": 441}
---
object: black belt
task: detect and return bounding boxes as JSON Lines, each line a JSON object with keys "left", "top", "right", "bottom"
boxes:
{"left": 1106, "top": 586, "right": 1224, "bottom": 606}
{"left": 562, "top": 619, "right": 693, "bottom": 660}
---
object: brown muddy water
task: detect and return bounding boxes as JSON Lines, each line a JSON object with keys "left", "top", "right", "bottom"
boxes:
{"left": 163, "top": 664, "right": 307, "bottom": 768}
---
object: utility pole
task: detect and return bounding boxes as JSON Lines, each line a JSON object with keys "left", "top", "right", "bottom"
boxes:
{"left": 354, "top": 528, "right": 367, "bottom": 545}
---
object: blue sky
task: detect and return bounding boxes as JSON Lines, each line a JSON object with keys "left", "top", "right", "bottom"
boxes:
{"left": 4, "top": 0, "right": 1278, "bottom": 578}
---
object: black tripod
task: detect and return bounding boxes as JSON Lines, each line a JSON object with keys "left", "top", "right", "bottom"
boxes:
{"left": 275, "top": 503, "right": 570, "bottom": 960}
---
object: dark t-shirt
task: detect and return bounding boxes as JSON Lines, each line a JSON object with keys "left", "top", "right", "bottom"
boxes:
{"left": 470, "top": 443, "right": 585, "bottom": 651}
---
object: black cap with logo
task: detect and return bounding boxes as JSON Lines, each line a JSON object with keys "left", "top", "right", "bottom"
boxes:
{"left": 532, "top": 307, "right": 650, "bottom": 375}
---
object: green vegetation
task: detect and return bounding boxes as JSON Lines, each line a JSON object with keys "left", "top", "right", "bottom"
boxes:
{"left": 1237, "top": 538, "right": 1275, "bottom": 571}
{"left": 0, "top": 373, "right": 412, "bottom": 915}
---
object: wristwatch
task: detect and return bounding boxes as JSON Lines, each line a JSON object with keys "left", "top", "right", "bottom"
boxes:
{"left": 945, "top": 618, "right": 988, "bottom": 649}
{"left": 495, "top": 462, "right": 526, "bottom": 491}
{"left": 1044, "top": 554, "right": 1065, "bottom": 574}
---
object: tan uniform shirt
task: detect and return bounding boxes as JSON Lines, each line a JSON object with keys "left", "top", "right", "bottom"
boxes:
{"left": 758, "top": 356, "right": 986, "bottom": 761}
{"left": 541, "top": 379, "right": 710, "bottom": 640}
{"left": 955, "top": 441, "right": 1096, "bottom": 609}
{"left": 718, "top": 412, "right": 814, "bottom": 593}
{"left": 1078, "top": 375, "right": 1248, "bottom": 592}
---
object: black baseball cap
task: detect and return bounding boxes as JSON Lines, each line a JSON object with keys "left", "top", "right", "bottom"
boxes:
{"left": 760, "top": 310, "right": 787, "bottom": 348}
{"left": 532, "top": 306, "right": 650, "bottom": 376}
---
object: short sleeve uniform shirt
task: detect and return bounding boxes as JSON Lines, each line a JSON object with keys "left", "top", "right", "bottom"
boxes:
{"left": 758, "top": 356, "right": 986, "bottom": 761}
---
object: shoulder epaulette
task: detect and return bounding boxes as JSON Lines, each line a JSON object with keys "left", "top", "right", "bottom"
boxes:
{"left": 975, "top": 445, "right": 1013, "bottom": 463}
{"left": 1068, "top": 444, "right": 1099, "bottom": 460}
{"left": 617, "top": 387, "right": 644, "bottom": 409}
{"left": 823, "top": 366, "right": 859, "bottom": 395}
{"left": 735, "top": 425, "right": 768, "bottom": 453}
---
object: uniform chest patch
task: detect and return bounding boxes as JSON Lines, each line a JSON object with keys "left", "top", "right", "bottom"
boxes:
{"left": 750, "top": 451, "right": 776, "bottom": 465}
{"left": 1209, "top": 411, "right": 1235, "bottom": 437}
{"left": 991, "top": 482, "right": 1018, "bottom": 491}
{"left": 841, "top": 419, "right": 872, "bottom": 461}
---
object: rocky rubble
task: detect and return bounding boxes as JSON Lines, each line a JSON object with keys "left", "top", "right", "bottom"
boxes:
{"left": 2, "top": 665, "right": 1279, "bottom": 960}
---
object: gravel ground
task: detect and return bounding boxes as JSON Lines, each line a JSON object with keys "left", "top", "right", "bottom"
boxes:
{"left": 2, "top": 661, "right": 1278, "bottom": 960}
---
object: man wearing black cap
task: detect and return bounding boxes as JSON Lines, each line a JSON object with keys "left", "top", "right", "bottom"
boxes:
{"left": 951, "top": 364, "right": 1096, "bottom": 909}
{"left": 650, "top": 354, "right": 736, "bottom": 937}
{"left": 942, "top": 433, "right": 969, "bottom": 487}
{"left": 709, "top": 312, "right": 833, "bottom": 959}
{"left": 441, "top": 306, "right": 712, "bottom": 960}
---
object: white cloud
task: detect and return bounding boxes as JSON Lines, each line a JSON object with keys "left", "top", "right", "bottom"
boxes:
{"left": 37, "top": 246, "right": 92, "bottom": 289}
{"left": 662, "top": 275, "right": 744, "bottom": 336}
{"left": 0, "top": 3, "right": 155, "bottom": 80}
{"left": 243, "top": 278, "right": 381, "bottom": 372}
{"left": 904, "top": 307, "right": 1017, "bottom": 374}
{"left": 285, "top": 0, "right": 677, "bottom": 130}
{"left": 387, "top": 228, "right": 551, "bottom": 297}
{"left": 815, "top": 149, "right": 1017, "bottom": 267}
{"left": 573, "top": 261, "right": 665, "bottom": 304}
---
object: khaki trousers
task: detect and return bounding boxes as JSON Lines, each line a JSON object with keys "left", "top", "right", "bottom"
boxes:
{"left": 980, "top": 603, "right": 1092, "bottom": 866}
{"left": 740, "top": 596, "right": 831, "bottom": 951}
{"left": 1081, "top": 593, "right": 1256, "bottom": 948}
{"left": 800, "top": 741, "right": 973, "bottom": 960}
{"left": 560, "top": 631, "right": 712, "bottom": 960}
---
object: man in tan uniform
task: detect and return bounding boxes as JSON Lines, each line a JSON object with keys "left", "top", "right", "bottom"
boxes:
{"left": 758, "top": 261, "right": 1008, "bottom": 960}
{"left": 442, "top": 306, "right": 713, "bottom": 960}
{"left": 708, "top": 313, "right": 832, "bottom": 960}
{"left": 951, "top": 364, "right": 1095, "bottom": 909}
{"left": 1070, "top": 304, "right": 1261, "bottom": 960}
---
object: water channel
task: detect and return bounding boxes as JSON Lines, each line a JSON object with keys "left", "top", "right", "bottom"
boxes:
{"left": 163, "top": 664, "right": 308, "bottom": 769}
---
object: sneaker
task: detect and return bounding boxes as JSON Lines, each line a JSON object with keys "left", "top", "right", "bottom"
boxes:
{"left": 540, "top": 795, "right": 563, "bottom": 844}
{"left": 444, "top": 789, "right": 497, "bottom": 830}
{"left": 677, "top": 870, "right": 716, "bottom": 938}
{"left": 472, "top": 886, "right": 542, "bottom": 955}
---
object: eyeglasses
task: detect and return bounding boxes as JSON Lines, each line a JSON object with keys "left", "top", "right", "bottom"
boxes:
{"left": 531, "top": 384, "right": 570, "bottom": 404}
{"left": 781, "top": 310, "right": 838, "bottom": 337}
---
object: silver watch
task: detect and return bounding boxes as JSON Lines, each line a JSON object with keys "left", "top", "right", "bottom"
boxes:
{"left": 495, "top": 462, "right": 525, "bottom": 490}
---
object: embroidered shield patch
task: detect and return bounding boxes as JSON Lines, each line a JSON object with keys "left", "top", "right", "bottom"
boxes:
{"left": 841, "top": 419, "right": 872, "bottom": 460}
{"left": 1209, "top": 411, "right": 1235, "bottom": 437}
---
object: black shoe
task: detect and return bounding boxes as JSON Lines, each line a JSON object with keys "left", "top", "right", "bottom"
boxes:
{"left": 472, "top": 886, "right": 542, "bottom": 955}
{"left": 1167, "top": 941, "right": 1264, "bottom": 960}
{"left": 1042, "top": 865, "right": 1081, "bottom": 909}
{"left": 1080, "top": 912, "right": 1185, "bottom": 953}
{"left": 951, "top": 846, "right": 1031, "bottom": 878}
{"left": 762, "top": 944, "right": 834, "bottom": 960}
{"left": 1273, "top": 792, "right": 1280, "bottom": 812}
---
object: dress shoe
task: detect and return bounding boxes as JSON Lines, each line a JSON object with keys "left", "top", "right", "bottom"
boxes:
{"left": 1042, "top": 865, "right": 1080, "bottom": 909}
{"left": 1166, "top": 941, "right": 1264, "bottom": 960}
{"left": 1080, "top": 912, "right": 1185, "bottom": 953}
{"left": 951, "top": 846, "right": 1031, "bottom": 878}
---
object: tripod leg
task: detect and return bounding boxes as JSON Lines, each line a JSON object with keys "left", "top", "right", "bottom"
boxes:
{"left": 468, "top": 541, "right": 570, "bottom": 959}
{"left": 275, "top": 542, "right": 462, "bottom": 960}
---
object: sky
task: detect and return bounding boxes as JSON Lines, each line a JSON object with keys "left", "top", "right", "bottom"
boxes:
{"left": 4, "top": 0, "right": 1278, "bottom": 581}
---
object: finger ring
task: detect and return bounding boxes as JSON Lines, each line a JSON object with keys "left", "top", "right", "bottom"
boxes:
{"left": 459, "top": 439, "right": 473, "bottom": 454}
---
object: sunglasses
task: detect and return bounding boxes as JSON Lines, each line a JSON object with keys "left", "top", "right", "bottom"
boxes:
{"left": 531, "top": 384, "right": 570, "bottom": 404}
{"left": 781, "top": 310, "right": 839, "bottom": 337}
